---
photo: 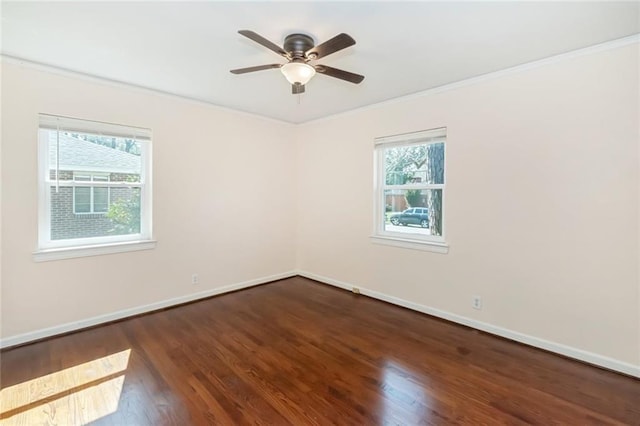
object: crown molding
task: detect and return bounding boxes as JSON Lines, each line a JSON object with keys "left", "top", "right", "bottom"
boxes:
{"left": 0, "top": 54, "right": 295, "bottom": 126}
{"left": 2, "top": 33, "right": 638, "bottom": 126}
{"left": 302, "top": 33, "right": 640, "bottom": 126}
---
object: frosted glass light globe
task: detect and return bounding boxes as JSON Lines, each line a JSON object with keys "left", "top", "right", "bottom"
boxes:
{"left": 281, "top": 62, "right": 316, "bottom": 85}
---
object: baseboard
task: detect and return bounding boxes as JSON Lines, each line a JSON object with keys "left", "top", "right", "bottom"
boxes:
{"left": 0, "top": 270, "right": 298, "bottom": 349}
{"left": 296, "top": 270, "right": 640, "bottom": 379}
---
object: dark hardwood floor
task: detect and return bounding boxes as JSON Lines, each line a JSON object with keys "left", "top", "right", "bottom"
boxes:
{"left": 1, "top": 276, "right": 639, "bottom": 425}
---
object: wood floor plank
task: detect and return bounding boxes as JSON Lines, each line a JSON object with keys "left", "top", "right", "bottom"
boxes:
{"left": 1, "top": 277, "right": 639, "bottom": 425}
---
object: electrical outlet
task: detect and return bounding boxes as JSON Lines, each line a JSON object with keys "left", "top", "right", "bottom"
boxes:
{"left": 352, "top": 287, "right": 361, "bottom": 295}
{"left": 192, "top": 274, "right": 199, "bottom": 285}
{"left": 472, "top": 295, "right": 482, "bottom": 310}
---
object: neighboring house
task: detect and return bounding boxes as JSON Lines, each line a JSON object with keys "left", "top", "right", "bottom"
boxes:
{"left": 385, "top": 192, "right": 427, "bottom": 212}
{"left": 48, "top": 133, "right": 141, "bottom": 240}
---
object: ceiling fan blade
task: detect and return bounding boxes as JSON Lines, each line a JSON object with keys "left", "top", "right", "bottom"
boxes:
{"left": 306, "top": 33, "right": 355, "bottom": 59}
{"left": 292, "top": 83, "right": 305, "bottom": 94}
{"left": 230, "top": 64, "right": 282, "bottom": 74}
{"left": 314, "top": 65, "right": 364, "bottom": 84}
{"left": 238, "top": 30, "right": 288, "bottom": 58}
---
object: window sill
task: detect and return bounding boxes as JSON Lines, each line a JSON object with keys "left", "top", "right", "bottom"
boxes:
{"left": 370, "top": 235, "right": 449, "bottom": 254}
{"left": 33, "top": 240, "right": 156, "bottom": 262}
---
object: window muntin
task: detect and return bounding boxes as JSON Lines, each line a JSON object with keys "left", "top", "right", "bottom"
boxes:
{"left": 38, "top": 115, "right": 152, "bottom": 250}
{"left": 375, "top": 128, "right": 446, "bottom": 244}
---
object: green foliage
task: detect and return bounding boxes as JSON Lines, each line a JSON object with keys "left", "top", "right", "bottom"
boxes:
{"left": 384, "top": 145, "right": 427, "bottom": 185}
{"left": 107, "top": 192, "right": 141, "bottom": 234}
{"left": 384, "top": 142, "right": 445, "bottom": 235}
{"left": 405, "top": 190, "right": 423, "bottom": 208}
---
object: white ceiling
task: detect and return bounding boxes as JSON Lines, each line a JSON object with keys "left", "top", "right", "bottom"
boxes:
{"left": 2, "top": 1, "right": 639, "bottom": 123}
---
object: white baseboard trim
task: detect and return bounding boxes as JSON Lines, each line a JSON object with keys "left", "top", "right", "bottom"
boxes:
{"left": 296, "top": 270, "right": 640, "bottom": 378}
{"left": 0, "top": 270, "right": 297, "bottom": 349}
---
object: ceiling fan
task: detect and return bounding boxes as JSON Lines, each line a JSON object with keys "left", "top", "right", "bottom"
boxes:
{"left": 230, "top": 30, "right": 364, "bottom": 94}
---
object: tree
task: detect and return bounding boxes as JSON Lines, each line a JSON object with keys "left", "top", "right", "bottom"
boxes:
{"left": 65, "top": 132, "right": 141, "bottom": 155}
{"left": 426, "top": 143, "right": 444, "bottom": 236}
{"left": 405, "top": 189, "right": 423, "bottom": 208}
{"left": 384, "top": 143, "right": 444, "bottom": 236}
{"left": 385, "top": 145, "right": 427, "bottom": 211}
{"left": 107, "top": 192, "right": 140, "bottom": 234}
{"left": 385, "top": 145, "right": 426, "bottom": 185}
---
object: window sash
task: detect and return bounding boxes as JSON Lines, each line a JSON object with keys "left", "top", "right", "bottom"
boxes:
{"left": 374, "top": 128, "right": 446, "bottom": 244}
{"left": 37, "top": 117, "right": 152, "bottom": 251}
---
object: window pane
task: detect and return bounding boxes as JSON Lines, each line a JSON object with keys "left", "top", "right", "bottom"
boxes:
{"left": 384, "top": 189, "right": 443, "bottom": 237}
{"left": 51, "top": 185, "right": 139, "bottom": 240}
{"left": 74, "top": 187, "right": 91, "bottom": 213}
{"left": 93, "top": 187, "right": 109, "bottom": 213}
{"left": 50, "top": 132, "right": 142, "bottom": 180}
{"left": 384, "top": 142, "right": 444, "bottom": 185}
{"left": 40, "top": 115, "right": 152, "bottom": 249}
{"left": 45, "top": 127, "right": 146, "bottom": 242}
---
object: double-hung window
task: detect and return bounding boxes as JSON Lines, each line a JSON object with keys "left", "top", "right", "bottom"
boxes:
{"left": 36, "top": 114, "right": 153, "bottom": 259}
{"left": 373, "top": 128, "right": 447, "bottom": 251}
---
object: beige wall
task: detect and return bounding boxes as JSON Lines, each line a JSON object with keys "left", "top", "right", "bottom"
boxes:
{"left": 0, "top": 61, "right": 297, "bottom": 339}
{"left": 0, "top": 63, "right": 3, "bottom": 339}
{"left": 296, "top": 44, "right": 640, "bottom": 366}
{"left": 1, "top": 42, "right": 639, "bottom": 372}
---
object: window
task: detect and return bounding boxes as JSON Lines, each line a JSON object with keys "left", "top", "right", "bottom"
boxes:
{"left": 37, "top": 114, "right": 153, "bottom": 258}
{"left": 373, "top": 128, "right": 447, "bottom": 251}
{"left": 73, "top": 173, "right": 110, "bottom": 214}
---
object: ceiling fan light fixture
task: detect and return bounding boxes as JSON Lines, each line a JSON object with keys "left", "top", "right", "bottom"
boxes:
{"left": 281, "top": 62, "right": 316, "bottom": 85}
{"left": 231, "top": 30, "right": 364, "bottom": 93}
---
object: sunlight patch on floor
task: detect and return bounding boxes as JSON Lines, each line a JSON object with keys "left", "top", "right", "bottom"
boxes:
{"left": 0, "top": 349, "right": 130, "bottom": 425}
{"left": 380, "top": 360, "right": 431, "bottom": 424}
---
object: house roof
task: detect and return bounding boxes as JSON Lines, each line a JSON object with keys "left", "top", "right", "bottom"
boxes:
{"left": 48, "top": 132, "right": 141, "bottom": 174}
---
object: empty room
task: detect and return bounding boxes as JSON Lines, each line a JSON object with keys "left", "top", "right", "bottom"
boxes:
{"left": 1, "top": 1, "right": 639, "bottom": 424}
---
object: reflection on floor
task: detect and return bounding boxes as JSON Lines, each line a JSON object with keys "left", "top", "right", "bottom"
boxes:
{"left": 381, "top": 360, "right": 431, "bottom": 424}
{"left": 0, "top": 349, "right": 130, "bottom": 425}
{"left": 1, "top": 278, "right": 639, "bottom": 424}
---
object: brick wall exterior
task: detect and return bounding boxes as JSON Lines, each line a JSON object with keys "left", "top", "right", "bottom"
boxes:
{"left": 50, "top": 170, "right": 138, "bottom": 240}
{"left": 385, "top": 193, "right": 427, "bottom": 212}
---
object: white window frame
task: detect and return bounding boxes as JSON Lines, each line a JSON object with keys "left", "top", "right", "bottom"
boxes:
{"left": 73, "top": 172, "right": 111, "bottom": 214}
{"left": 35, "top": 114, "right": 155, "bottom": 261}
{"left": 372, "top": 128, "right": 448, "bottom": 253}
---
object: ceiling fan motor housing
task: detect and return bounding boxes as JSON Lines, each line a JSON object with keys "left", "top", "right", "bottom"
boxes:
{"left": 283, "top": 34, "right": 315, "bottom": 58}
